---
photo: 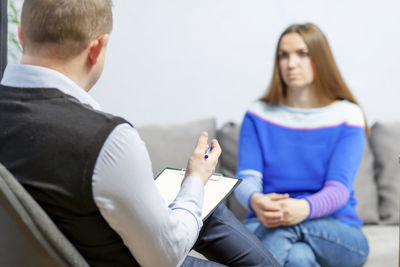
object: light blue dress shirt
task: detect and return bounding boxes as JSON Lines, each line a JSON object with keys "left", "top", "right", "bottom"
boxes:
{"left": 1, "top": 64, "right": 204, "bottom": 267}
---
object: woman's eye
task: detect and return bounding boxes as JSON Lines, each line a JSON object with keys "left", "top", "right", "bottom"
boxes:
{"left": 299, "top": 51, "right": 309, "bottom": 57}
{"left": 278, "top": 53, "right": 288, "bottom": 59}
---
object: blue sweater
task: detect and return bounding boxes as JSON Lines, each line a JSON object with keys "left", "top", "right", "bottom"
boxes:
{"left": 235, "top": 100, "right": 365, "bottom": 226}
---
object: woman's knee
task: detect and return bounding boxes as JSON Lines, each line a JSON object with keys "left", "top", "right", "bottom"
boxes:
{"left": 285, "top": 242, "right": 319, "bottom": 267}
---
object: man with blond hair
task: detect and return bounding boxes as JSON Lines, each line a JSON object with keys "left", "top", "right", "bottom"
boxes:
{"left": 0, "top": 0, "right": 279, "bottom": 266}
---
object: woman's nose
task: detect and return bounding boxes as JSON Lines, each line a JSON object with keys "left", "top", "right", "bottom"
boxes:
{"left": 288, "top": 55, "right": 297, "bottom": 68}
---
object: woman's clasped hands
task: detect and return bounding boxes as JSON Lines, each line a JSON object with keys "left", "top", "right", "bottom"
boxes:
{"left": 250, "top": 192, "right": 310, "bottom": 228}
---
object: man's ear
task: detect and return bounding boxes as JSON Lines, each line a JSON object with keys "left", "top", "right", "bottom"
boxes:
{"left": 88, "top": 34, "right": 109, "bottom": 65}
{"left": 18, "top": 24, "right": 23, "bottom": 47}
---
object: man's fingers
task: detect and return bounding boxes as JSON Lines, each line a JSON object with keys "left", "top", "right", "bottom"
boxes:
{"left": 194, "top": 131, "right": 209, "bottom": 154}
{"left": 184, "top": 132, "right": 223, "bottom": 184}
{"left": 208, "top": 139, "right": 222, "bottom": 158}
{"left": 194, "top": 133, "right": 222, "bottom": 161}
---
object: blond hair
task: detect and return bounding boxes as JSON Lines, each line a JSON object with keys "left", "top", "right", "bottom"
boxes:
{"left": 21, "top": 0, "right": 113, "bottom": 59}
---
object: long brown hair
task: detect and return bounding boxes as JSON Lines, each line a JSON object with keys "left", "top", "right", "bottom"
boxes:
{"left": 261, "top": 23, "right": 368, "bottom": 132}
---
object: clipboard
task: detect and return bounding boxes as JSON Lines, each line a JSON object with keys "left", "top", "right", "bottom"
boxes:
{"left": 154, "top": 167, "right": 241, "bottom": 221}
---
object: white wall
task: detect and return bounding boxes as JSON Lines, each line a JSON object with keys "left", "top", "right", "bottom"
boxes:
{"left": 10, "top": 0, "right": 400, "bottom": 127}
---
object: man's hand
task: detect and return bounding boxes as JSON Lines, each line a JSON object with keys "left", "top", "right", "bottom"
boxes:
{"left": 250, "top": 192, "right": 289, "bottom": 228}
{"left": 277, "top": 198, "right": 310, "bottom": 226}
{"left": 184, "top": 132, "right": 222, "bottom": 185}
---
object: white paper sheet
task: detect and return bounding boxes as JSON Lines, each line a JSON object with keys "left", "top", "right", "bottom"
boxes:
{"left": 155, "top": 168, "right": 240, "bottom": 220}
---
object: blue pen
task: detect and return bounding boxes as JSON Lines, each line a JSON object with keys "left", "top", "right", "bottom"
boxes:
{"left": 204, "top": 145, "right": 213, "bottom": 159}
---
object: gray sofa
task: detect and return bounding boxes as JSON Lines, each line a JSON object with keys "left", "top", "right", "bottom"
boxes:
{"left": 137, "top": 118, "right": 400, "bottom": 267}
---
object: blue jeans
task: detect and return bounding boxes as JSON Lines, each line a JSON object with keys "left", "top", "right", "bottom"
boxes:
{"left": 245, "top": 217, "right": 369, "bottom": 267}
{"left": 181, "top": 204, "right": 281, "bottom": 266}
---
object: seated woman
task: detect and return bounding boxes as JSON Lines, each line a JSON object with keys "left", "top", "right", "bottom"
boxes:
{"left": 234, "top": 23, "right": 369, "bottom": 267}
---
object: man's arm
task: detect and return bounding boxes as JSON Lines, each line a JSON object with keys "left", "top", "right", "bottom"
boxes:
{"left": 92, "top": 124, "right": 219, "bottom": 267}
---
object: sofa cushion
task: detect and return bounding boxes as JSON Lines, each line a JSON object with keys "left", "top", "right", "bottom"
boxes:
{"left": 217, "top": 121, "right": 380, "bottom": 224}
{"left": 353, "top": 141, "right": 380, "bottom": 224}
{"left": 217, "top": 122, "right": 247, "bottom": 221}
{"left": 217, "top": 122, "right": 240, "bottom": 178}
{"left": 361, "top": 225, "right": 399, "bottom": 267}
{"left": 370, "top": 122, "right": 400, "bottom": 224}
{"left": 137, "top": 118, "right": 217, "bottom": 177}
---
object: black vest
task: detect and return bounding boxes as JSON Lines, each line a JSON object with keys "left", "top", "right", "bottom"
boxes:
{"left": 0, "top": 85, "right": 141, "bottom": 266}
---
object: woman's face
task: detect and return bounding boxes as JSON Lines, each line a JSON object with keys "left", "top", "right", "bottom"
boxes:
{"left": 278, "top": 33, "right": 314, "bottom": 91}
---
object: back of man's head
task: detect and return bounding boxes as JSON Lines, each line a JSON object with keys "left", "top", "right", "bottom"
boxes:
{"left": 21, "top": 0, "right": 113, "bottom": 59}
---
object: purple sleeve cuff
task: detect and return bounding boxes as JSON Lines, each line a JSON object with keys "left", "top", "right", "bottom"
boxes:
{"left": 306, "top": 181, "right": 350, "bottom": 219}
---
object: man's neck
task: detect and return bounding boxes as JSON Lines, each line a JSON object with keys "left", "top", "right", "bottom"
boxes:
{"left": 20, "top": 53, "right": 90, "bottom": 92}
